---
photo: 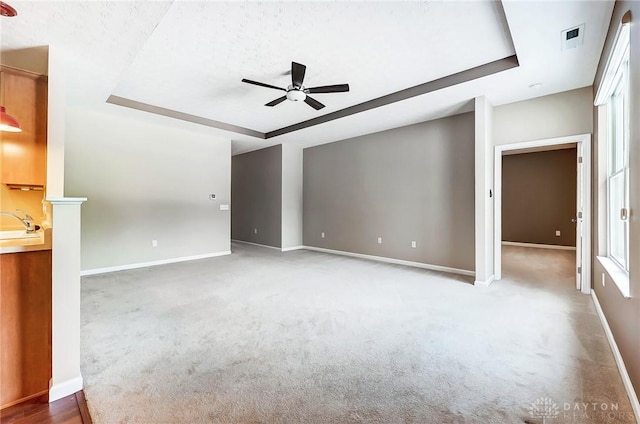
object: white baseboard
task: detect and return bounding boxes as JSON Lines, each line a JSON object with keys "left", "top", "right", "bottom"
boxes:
{"left": 80, "top": 251, "right": 232, "bottom": 276}
{"left": 302, "top": 245, "right": 474, "bottom": 277}
{"left": 502, "top": 241, "right": 576, "bottom": 251}
{"left": 281, "top": 245, "right": 304, "bottom": 252}
{"left": 475, "top": 275, "right": 495, "bottom": 287}
{"left": 591, "top": 290, "right": 640, "bottom": 420}
{"left": 49, "top": 376, "right": 83, "bottom": 402}
{"left": 231, "top": 239, "right": 281, "bottom": 250}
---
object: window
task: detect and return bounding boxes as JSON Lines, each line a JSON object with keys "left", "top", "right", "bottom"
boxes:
{"left": 595, "top": 15, "right": 630, "bottom": 296}
{"left": 606, "top": 46, "right": 629, "bottom": 271}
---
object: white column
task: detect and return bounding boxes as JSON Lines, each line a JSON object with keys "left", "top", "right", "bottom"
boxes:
{"left": 47, "top": 197, "right": 87, "bottom": 402}
{"left": 281, "top": 144, "right": 304, "bottom": 251}
{"left": 474, "top": 96, "right": 495, "bottom": 286}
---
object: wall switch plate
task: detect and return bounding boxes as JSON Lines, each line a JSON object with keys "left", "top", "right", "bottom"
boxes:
{"left": 219, "top": 204, "right": 229, "bottom": 210}
{"left": 321, "top": 232, "right": 325, "bottom": 238}
{"left": 377, "top": 237, "right": 382, "bottom": 244}
{"left": 411, "top": 241, "right": 417, "bottom": 248}
{"left": 555, "top": 230, "right": 561, "bottom": 236}
{"left": 209, "top": 194, "right": 216, "bottom": 200}
{"left": 152, "top": 240, "right": 158, "bottom": 247}
{"left": 254, "top": 228, "right": 258, "bottom": 234}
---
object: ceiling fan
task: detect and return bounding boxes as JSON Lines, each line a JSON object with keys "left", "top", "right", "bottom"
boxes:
{"left": 242, "top": 62, "right": 349, "bottom": 110}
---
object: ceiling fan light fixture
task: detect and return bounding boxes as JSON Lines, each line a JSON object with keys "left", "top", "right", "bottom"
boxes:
{"left": 0, "top": 2, "right": 18, "bottom": 17}
{"left": 286, "top": 89, "right": 306, "bottom": 102}
{"left": 0, "top": 106, "right": 22, "bottom": 132}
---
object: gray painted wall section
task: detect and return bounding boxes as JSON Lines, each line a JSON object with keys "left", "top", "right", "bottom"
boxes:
{"left": 502, "top": 148, "right": 577, "bottom": 246}
{"left": 493, "top": 87, "right": 593, "bottom": 146}
{"left": 303, "top": 113, "right": 475, "bottom": 272}
{"left": 282, "top": 145, "right": 303, "bottom": 249}
{"left": 592, "top": 1, "right": 640, "bottom": 402}
{"left": 64, "top": 104, "right": 231, "bottom": 271}
{"left": 231, "top": 145, "right": 282, "bottom": 248}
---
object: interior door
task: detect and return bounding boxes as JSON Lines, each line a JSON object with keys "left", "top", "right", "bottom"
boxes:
{"left": 575, "top": 143, "right": 584, "bottom": 291}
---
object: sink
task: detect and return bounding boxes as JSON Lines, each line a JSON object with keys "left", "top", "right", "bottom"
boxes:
{"left": 0, "top": 230, "right": 41, "bottom": 240}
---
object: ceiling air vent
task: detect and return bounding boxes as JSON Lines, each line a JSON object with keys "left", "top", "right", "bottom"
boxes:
{"left": 561, "top": 24, "right": 585, "bottom": 50}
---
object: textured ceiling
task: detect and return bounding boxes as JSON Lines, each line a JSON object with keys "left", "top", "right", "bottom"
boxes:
{"left": 0, "top": 1, "right": 614, "bottom": 155}
{"left": 111, "top": 1, "right": 515, "bottom": 132}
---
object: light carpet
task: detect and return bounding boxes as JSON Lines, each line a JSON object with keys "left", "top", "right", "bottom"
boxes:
{"left": 81, "top": 243, "right": 635, "bottom": 423}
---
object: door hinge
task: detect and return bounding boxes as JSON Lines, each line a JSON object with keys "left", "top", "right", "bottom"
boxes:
{"left": 577, "top": 266, "right": 582, "bottom": 274}
{"left": 578, "top": 156, "right": 583, "bottom": 163}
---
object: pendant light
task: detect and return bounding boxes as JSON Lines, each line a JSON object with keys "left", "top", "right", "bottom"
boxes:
{"left": 0, "top": 106, "right": 22, "bottom": 132}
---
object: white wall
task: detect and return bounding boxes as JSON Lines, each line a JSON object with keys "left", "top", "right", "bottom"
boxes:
{"left": 64, "top": 104, "right": 231, "bottom": 271}
{"left": 493, "top": 87, "right": 593, "bottom": 146}
{"left": 281, "top": 144, "right": 303, "bottom": 249}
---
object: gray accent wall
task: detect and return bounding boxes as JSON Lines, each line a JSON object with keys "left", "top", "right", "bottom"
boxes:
{"left": 231, "top": 145, "right": 282, "bottom": 248}
{"left": 303, "top": 113, "right": 475, "bottom": 272}
{"left": 502, "top": 148, "right": 577, "bottom": 246}
{"left": 592, "top": 1, "right": 640, "bottom": 401}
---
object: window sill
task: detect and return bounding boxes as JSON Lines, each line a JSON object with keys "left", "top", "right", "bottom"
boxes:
{"left": 597, "top": 256, "right": 631, "bottom": 298}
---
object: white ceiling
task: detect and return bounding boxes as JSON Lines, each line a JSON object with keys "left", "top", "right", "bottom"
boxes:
{"left": 1, "top": 1, "right": 614, "bottom": 155}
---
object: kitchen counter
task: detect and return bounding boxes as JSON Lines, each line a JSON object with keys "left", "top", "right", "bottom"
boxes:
{"left": 0, "top": 228, "right": 51, "bottom": 254}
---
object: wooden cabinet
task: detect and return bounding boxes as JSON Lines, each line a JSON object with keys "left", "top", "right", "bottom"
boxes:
{"left": 0, "top": 65, "right": 48, "bottom": 187}
{"left": 0, "top": 249, "right": 52, "bottom": 409}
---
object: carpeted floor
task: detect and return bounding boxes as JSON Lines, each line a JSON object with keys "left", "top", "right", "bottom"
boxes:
{"left": 81, "top": 243, "right": 635, "bottom": 423}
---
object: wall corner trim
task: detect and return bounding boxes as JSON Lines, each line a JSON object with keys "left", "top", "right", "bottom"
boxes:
{"left": 281, "top": 246, "right": 304, "bottom": 252}
{"left": 80, "top": 251, "right": 231, "bottom": 276}
{"left": 302, "top": 245, "right": 474, "bottom": 277}
{"left": 48, "top": 376, "right": 83, "bottom": 403}
{"left": 474, "top": 275, "right": 495, "bottom": 287}
{"left": 591, "top": 290, "right": 640, "bottom": 419}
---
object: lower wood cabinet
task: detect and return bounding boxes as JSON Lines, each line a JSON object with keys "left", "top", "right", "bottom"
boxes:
{"left": 0, "top": 249, "right": 52, "bottom": 409}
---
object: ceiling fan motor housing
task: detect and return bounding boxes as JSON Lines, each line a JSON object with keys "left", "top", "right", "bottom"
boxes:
{"left": 286, "top": 86, "right": 306, "bottom": 102}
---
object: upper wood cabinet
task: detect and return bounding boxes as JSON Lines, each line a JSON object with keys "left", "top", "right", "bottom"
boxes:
{"left": 0, "top": 65, "right": 48, "bottom": 187}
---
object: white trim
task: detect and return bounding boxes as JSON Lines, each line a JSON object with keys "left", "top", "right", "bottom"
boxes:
{"left": 49, "top": 376, "right": 83, "bottom": 402}
{"left": 281, "top": 245, "right": 304, "bottom": 252}
{"left": 302, "top": 245, "right": 475, "bottom": 277}
{"left": 494, "top": 133, "right": 591, "bottom": 296}
{"left": 231, "top": 239, "right": 281, "bottom": 250}
{"left": 594, "top": 20, "right": 630, "bottom": 106}
{"left": 501, "top": 241, "right": 576, "bottom": 251}
{"left": 591, "top": 290, "right": 640, "bottom": 419}
{"left": 45, "top": 197, "right": 87, "bottom": 205}
{"left": 474, "top": 275, "right": 495, "bottom": 287}
{"left": 80, "top": 251, "right": 231, "bottom": 276}
{"left": 597, "top": 256, "right": 631, "bottom": 298}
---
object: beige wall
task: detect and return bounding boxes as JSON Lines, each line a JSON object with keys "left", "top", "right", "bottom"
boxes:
{"left": 494, "top": 87, "right": 593, "bottom": 146}
{"left": 64, "top": 104, "right": 231, "bottom": 271}
{"left": 303, "top": 113, "right": 475, "bottom": 272}
{"left": 502, "top": 148, "right": 577, "bottom": 246}
{"left": 231, "top": 145, "right": 282, "bottom": 248}
{"left": 592, "top": 1, "right": 640, "bottom": 402}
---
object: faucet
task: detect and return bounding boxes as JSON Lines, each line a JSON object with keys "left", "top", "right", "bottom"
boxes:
{"left": 0, "top": 209, "right": 36, "bottom": 233}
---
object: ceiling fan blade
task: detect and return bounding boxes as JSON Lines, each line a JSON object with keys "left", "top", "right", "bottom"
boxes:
{"left": 306, "top": 84, "right": 350, "bottom": 94}
{"left": 291, "top": 62, "right": 306, "bottom": 88}
{"left": 304, "top": 96, "right": 325, "bottom": 110}
{"left": 265, "top": 96, "right": 287, "bottom": 107}
{"left": 242, "top": 79, "right": 286, "bottom": 91}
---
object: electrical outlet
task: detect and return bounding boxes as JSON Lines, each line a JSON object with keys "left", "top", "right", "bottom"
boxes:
{"left": 254, "top": 228, "right": 258, "bottom": 234}
{"left": 555, "top": 230, "right": 561, "bottom": 236}
{"left": 411, "top": 241, "right": 417, "bottom": 248}
{"left": 321, "top": 232, "right": 325, "bottom": 238}
{"left": 377, "top": 237, "right": 382, "bottom": 244}
{"left": 152, "top": 240, "right": 158, "bottom": 247}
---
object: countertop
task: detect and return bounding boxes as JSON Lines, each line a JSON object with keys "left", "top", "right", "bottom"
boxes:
{"left": 0, "top": 228, "right": 51, "bottom": 254}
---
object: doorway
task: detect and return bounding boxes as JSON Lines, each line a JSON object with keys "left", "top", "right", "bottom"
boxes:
{"left": 494, "top": 134, "right": 591, "bottom": 294}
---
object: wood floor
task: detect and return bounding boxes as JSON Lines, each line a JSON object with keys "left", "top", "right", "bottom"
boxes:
{"left": 0, "top": 391, "right": 91, "bottom": 424}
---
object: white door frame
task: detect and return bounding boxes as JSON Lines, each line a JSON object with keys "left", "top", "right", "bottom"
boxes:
{"left": 494, "top": 134, "right": 592, "bottom": 294}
